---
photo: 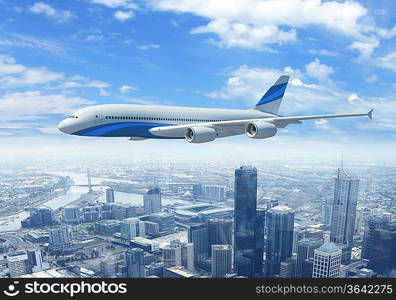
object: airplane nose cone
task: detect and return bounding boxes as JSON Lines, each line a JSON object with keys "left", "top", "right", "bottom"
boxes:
{"left": 57, "top": 119, "right": 74, "bottom": 134}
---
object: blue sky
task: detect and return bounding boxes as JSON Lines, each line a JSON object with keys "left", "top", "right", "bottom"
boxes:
{"left": 0, "top": 0, "right": 396, "bottom": 162}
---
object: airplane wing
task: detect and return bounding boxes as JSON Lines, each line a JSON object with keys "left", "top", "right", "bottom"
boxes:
{"left": 149, "top": 109, "right": 373, "bottom": 138}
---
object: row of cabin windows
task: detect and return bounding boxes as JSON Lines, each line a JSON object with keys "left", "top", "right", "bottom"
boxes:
{"left": 104, "top": 115, "right": 223, "bottom": 122}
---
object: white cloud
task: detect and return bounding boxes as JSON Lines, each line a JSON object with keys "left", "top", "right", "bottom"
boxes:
{"left": 0, "top": 54, "right": 63, "bottom": 87}
{"left": 29, "top": 2, "right": 75, "bottom": 22}
{"left": 114, "top": 10, "right": 134, "bottom": 21}
{"left": 148, "top": 0, "right": 372, "bottom": 51}
{"left": 376, "top": 51, "right": 396, "bottom": 72}
{"left": 137, "top": 44, "right": 160, "bottom": 51}
{"left": 348, "top": 39, "right": 380, "bottom": 59}
{"left": 202, "top": 64, "right": 396, "bottom": 131}
{"left": 120, "top": 84, "right": 137, "bottom": 93}
{"left": 365, "top": 74, "right": 378, "bottom": 83}
{"left": 348, "top": 93, "right": 359, "bottom": 102}
{"left": 0, "top": 34, "right": 66, "bottom": 56}
{"left": 90, "top": 0, "right": 137, "bottom": 9}
{"left": 61, "top": 76, "right": 109, "bottom": 89}
{"left": 314, "top": 119, "right": 330, "bottom": 130}
{"left": 85, "top": 34, "right": 104, "bottom": 41}
{"left": 100, "top": 89, "right": 110, "bottom": 96}
{"left": 0, "top": 91, "right": 93, "bottom": 121}
{"left": 305, "top": 59, "right": 334, "bottom": 81}
{"left": 308, "top": 49, "right": 338, "bottom": 57}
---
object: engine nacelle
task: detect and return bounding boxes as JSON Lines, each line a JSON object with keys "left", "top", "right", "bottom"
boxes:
{"left": 245, "top": 121, "right": 277, "bottom": 139}
{"left": 185, "top": 127, "right": 216, "bottom": 143}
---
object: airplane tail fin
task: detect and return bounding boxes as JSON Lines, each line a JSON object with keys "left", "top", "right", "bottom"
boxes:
{"left": 254, "top": 75, "right": 289, "bottom": 114}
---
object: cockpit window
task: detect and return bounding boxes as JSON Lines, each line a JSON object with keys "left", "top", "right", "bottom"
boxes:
{"left": 67, "top": 115, "right": 78, "bottom": 118}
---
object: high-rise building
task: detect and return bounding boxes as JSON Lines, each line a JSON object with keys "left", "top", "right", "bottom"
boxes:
{"left": 312, "top": 242, "right": 342, "bottom": 278}
{"left": 106, "top": 188, "right": 115, "bottom": 203}
{"left": 207, "top": 218, "right": 232, "bottom": 256}
{"left": 27, "top": 250, "right": 49, "bottom": 273}
{"left": 321, "top": 204, "right": 333, "bottom": 225}
{"left": 267, "top": 199, "right": 279, "bottom": 210}
{"left": 49, "top": 226, "right": 71, "bottom": 252}
{"left": 6, "top": 253, "right": 29, "bottom": 277}
{"left": 211, "top": 245, "right": 232, "bottom": 278}
{"left": 234, "top": 166, "right": 264, "bottom": 278}
{"left": 361, "top": 215, "right": 389, "bottom": 260}
{"left": 124, "top": 248, "right": 145, "bottom": 278}
{"left": 141, "top": 212, "right": 175, "bottom": 237}
{"left": 280, "top": 257, "right": 296, "bottom": 278}
{"left": 266, "top": 206, "right": 294, "bottom": 277}
{"left": 120, "top": 217, "right": 145, "bottom": 240}
{"left": 87, "top": 168, "right": 92, "bottom": 193}
{"left": 143, "top": 188, "right": 161, "bottom": 215}
{"left": 64, "top": 206, "right": 80, "bottom": 223}
{"left": 330, "top": 167, "right": 359, "bottom": 265}
{"left": 188, "top": 223, "right": 208, "bottom": 264}
{"left": 296, "top": 238, "right": 324, "bottom": 277}
{"left": 162, "top": 240, "right": 194, "bottom": 271}
{"left": 367, "top": 223, "right": 396, "bottom": 276}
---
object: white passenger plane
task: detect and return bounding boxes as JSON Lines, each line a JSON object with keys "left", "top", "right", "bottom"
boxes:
{"left": 57, "top": 76, "right": 373, "bottom": 143}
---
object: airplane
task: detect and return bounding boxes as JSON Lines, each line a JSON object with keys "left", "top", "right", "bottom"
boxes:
{"left": 57, "top": 75, "right": 373, "bottom": 143}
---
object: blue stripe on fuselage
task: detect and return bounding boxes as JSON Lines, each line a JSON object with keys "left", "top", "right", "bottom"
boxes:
{"left": 72, "top": 122, "right": 179, "bottom": 138}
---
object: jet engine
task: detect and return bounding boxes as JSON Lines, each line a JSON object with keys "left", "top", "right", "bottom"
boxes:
{"left": 245, "top": 121, "right": 277, "bottom": 139}
{"left": 185, "top": 127, "right": 216, "bottom": 143}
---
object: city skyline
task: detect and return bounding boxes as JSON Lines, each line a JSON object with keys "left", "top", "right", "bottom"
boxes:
{"left": 1, "top": 160, "right": 395, "bottom": 278}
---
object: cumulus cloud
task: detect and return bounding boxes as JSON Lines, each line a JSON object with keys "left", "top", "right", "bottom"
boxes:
{"left": 90, "top": 0, "right": 137, "bottom": 9}
{"left": 0, "top": 54, "right": 63, "bottom": 87}
{"left": 305, "top": 59, "right": 334, "bottom": 81}
{"left": 29, "top": 2, "right": 75, "bottom": 22}
{"left": 0, "top": 91, "right": 93, "bottom": 121}
{"left": 114, "top": 10, "right": 134, "bottom": 21}
{"left": 202, "top": 63, "right": 395, "bottom": 131}
{"left": 308, "top": 49, "right": 339, "bottom": 57}
{"left": 120, "top": 84, "right": 137, "bottom": 93}
{"left": 90, "top": 0, "right": 137, "bottom": 20}
{"left": 148, "top": 0, "right": 373, "bottom": 51}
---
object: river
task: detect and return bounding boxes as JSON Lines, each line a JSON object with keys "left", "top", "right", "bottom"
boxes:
{"left": 0, "top": 171, "right": 190, "bottom": 232}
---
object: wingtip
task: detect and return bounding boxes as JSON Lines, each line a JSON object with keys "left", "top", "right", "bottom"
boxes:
{"left": 368, "top": 109, "right": 373, "bottom": 119}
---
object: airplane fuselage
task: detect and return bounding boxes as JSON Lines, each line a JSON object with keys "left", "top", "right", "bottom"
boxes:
{"left": 58, "top": 104, "right": 275, "bottom": 139}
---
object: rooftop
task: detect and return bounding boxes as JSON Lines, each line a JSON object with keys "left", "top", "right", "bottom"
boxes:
{"left": 317, "top": 242, "right": 341, "bottom": 254}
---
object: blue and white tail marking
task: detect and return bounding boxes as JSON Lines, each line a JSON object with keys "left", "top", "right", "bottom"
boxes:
{"left": 254, "top": 75, "right": 290, "bottom": 114}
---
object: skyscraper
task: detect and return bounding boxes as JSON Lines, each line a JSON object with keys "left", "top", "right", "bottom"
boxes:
{"left": 188, "top": 223, "right": 208, "bottom": 264}
{"left": 106, "top": 188, "right": 115, "bottom": 203}
{"left": 330, "top": 167, "right": 359, "bottom": 265}
{"left": 367, "top": 223, "right": 396, "bottom": 276}
{"left": 234, "top": 166, "right": 264, "bottom": 277}
{"left": 207, "top": 218, "right": 232, "bottom": 256}
{"left": 162, "top": 240, "right": 194, "bottom": 271}
{"left": 361, "top": 215, "right": 389, "bottom": 260}
{"left": 143, "top": 188, "right": 161, "bottom": 215}
{"left": 6, "top": 253, "right": 29, "bottom": 278}
{"left": 27, "top": 250, "right": 48, "bottom": 273}
{"left": 64, "top": 206, "right": 80, "bottom": 223}
{"left": 265, "top": 205, "right": 294, "bottom": 277}
{"left": 121, "top": 217, "right": 145, "bottom": 240}
{"left": 312, "top": 242, "right": 342, "bottom": 278}
{"left": 125, "top": 248, "right": 145, "bottom": 278}
{"left": 211, "top": 245, "right": 232, "bottom": 278}
{"left": 296, "top": 238, "right": 324, "bottom": 277}
{"left": 49, "top": 226, "right": 71, "bottom": 252}
{"left": 87, "top": 168, "right": 92, "bottom": 193}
